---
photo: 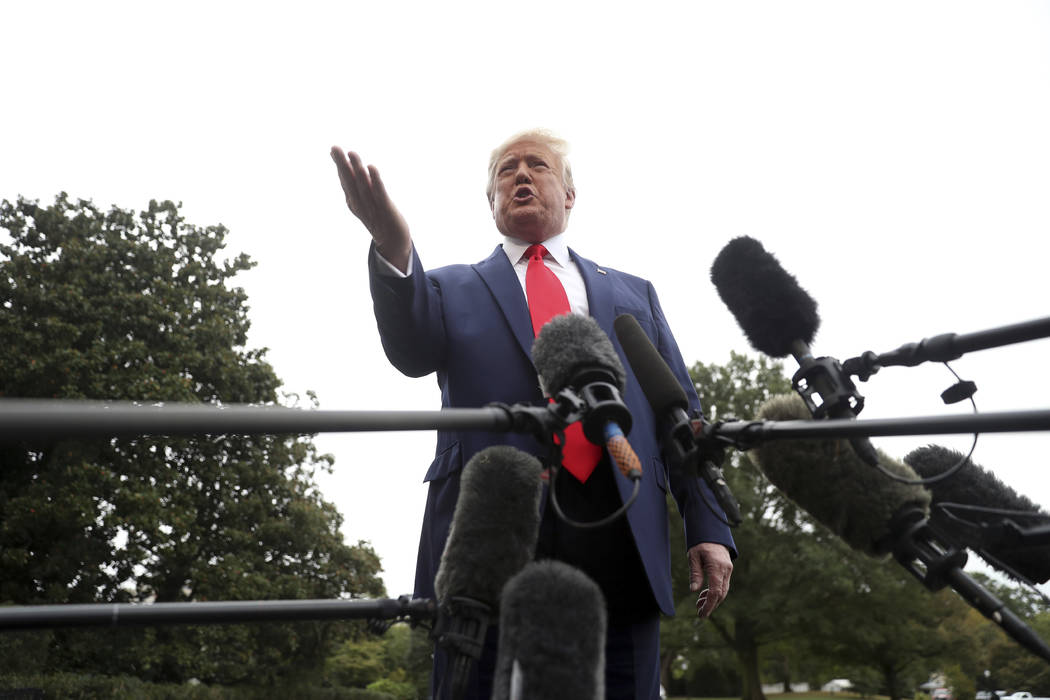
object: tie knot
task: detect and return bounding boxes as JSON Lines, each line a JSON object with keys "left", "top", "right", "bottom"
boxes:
{"left": 525, "top": 244, "right": 549, "bottom": 262}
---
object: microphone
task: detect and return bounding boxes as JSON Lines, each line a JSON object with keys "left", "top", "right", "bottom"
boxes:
{"left": 904, "top": 445, "right": 1050, "bottom": 584}
{"left": 754, "top": 394, "right": 931, "bottom": 555}
{"left": 711, "top": 236, "right": 877, "bottom": 466}
{"left": 753, "top": 393, "right": 1050, "bottom": 663}
{"left": 709, "top": 236, "right": 819, "bottom": 360}
{"left": 432, "top": 445, "right": 544, "bottom": 700}
{"left": 532, "top": 314, "right": 642, "bottom": 481}
{"left": 613, "top": 312, "right": 742, "bottom": 525}
{"left": 492, "top": 560, "right": 606, "bottom": 700}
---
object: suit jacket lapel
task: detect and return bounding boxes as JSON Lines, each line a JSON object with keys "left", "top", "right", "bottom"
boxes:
{"left": 473, "top": 245, "right": 536, "bottom": 361}
{"left": 473, "top": 245, "right": 616, "bottom": 362}
{"left": 571, "top": 247, "right": 615, "bottom": 336}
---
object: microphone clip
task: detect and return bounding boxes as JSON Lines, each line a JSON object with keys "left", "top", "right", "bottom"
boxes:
{"left": 567, "top": 367, "right": 633, "bottom": 445}
{"left": 889, "top": 508, "right": 968, "bottom": 592}
{"left": 548, "top": 387, "right": 588, "bottom": 427}
{"left": 432, "top": 595, "right": 492, "bottom": 697}
{"left": 675, "top": 418, "right": 743, "bottom": 527}
{"left": 487, "top": 400, "right": 580, "bottom": 446}
{"left": 792, "top": 355, "right": 865, "bottom": 420}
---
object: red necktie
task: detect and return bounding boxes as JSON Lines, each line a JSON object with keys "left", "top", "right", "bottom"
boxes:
{"left": 524, "top": 244, "right": 601, "bottom": 482}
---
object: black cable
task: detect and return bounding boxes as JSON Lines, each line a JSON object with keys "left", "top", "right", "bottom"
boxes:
{"left": 547, "top": 464, "right": 640, "bottom": 530}
{"left": 871, "top": 361, "right": 978, "bottom": 487}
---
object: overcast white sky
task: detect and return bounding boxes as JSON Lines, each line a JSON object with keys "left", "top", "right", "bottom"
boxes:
{"left": 3, "top": 1, "right": 1049, "bottom": 599}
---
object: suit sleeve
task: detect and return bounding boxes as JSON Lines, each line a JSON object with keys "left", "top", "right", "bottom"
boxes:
{"left": 368, "top": 242, "right": 447, "bottom": 378}
{"left": 647, "top": 281, "right": 738, "bottom": 559}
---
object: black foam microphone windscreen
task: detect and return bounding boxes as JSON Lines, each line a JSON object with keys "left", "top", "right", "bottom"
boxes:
{"left": 752, "top": 394, "right": 931, "bottom": 556}
{"left": 904, "top": 445, "right": 1050, "bottom": 584}
{"left": 710, "top": 236, "right": 820, "bottom": 358}
{"left": 492, "top": 560, "right": 606, "bottom": 700}
{"left": 433, "top": 445, "right": 544, "bottom": 608}
{"left": 531, "top": 314, "right": 626, "bottom": 398}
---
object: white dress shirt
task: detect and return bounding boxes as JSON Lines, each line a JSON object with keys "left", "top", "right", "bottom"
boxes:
{"left": 373, "top": 233, "right": 590, "bottom": 317}
{"left": 500, "top": 233, "right": 589, "bottom": 317}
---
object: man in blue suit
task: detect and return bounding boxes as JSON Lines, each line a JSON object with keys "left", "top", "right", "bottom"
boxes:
{"left": 331, "top": 130, "right": 735, "bottom": 700}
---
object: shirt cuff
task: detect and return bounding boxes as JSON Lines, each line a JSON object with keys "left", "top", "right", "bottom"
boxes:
{"left": 373, "top": 246, "right": 414, "bottom": 278}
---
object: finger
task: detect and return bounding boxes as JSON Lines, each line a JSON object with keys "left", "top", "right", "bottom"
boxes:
{"left": 695, "top": 589, "right": 709, "bottom": 618}
{"left": 699, "top": 578, "right": 724, "bottom": 617}
{"left": 330, "top": 146, "right": 355, "bottom": 185}
{"left": 346, "top": 151, "right": 372, "bottom": 189}
{"left": 344, "top": 151, "right": 374, "bottom": 210}
{"left": 368, "top": 164, "right": 392, "bottom": 209}
{"left": 703, "top": 585, "right": 724, "bottom": 616}
{"left": 330, "top": 147, "right": 364, "bottom": 208}
{"left": 688, "top": 551, "right": 706, "bottom": 593}
{"left": 701, "top": 565, "right": 731, "bottom": 615}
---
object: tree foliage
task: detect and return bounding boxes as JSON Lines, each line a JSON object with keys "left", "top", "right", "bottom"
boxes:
{"left": 326, "top": 624, "right": 431, "bottom": 698}
{"left": 812, "top": 552, "right": 975, "bottom": 700}
{"left": 659, "top": 351, "right": 1042, "bottom": 700}
{"left": 966, "top": 574, "right": 1050, "bottom": 695}
{"left": 682, "top": 352, "right": 866, "bottom": 700}
{"left": 0, "top": 194, "right": 385, "bottom": 684}
{"left": 663, "top": 351, "right": 825, "bottom": 700}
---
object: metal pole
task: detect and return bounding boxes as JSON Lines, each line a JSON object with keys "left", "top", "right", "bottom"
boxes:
{"left": 709, "top": 409, "right": 1050, "bottom": 448}
{"left": 0, "top": 596, "right": 436, "bottom": 631}
{"left": 0, "top": 399, "right": 517, "bottom": 441}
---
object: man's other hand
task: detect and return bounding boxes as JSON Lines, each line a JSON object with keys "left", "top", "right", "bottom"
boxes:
{"left": 688, "top": 542, "right": 733, "bottom": 619}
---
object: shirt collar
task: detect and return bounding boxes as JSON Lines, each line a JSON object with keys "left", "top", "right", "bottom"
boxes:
{"left": 502, "top": 233, "right": 571, "bottom": 267}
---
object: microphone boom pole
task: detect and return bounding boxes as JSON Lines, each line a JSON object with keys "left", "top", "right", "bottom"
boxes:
{"left": 0, "top": 596, "right": 436, "bottom": 631}
{"left": 708, "top": 409, "right": 1050, "bottom": 449}
{"left": 0, "top": 399, "right": 561, "bottom": 442}
{"left": 844, "top": 316, "right": 1050, "bottom": 380}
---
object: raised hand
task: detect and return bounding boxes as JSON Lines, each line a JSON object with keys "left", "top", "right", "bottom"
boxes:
{"left": 330, "top": 146, "right": 412, "bottom": 273}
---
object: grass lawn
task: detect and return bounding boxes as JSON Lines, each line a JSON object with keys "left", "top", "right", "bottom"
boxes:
{"left": 672, "top": 693, "right": 881, "bottom": 700}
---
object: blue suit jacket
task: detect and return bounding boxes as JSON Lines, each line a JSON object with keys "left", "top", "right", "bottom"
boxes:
{"left": 369, "top": 243, "right": 735, "bottom": 615}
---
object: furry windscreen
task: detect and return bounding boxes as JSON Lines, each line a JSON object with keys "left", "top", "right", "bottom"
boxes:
{"left": 710, "top": 236, "right": 819, "bottom": 358}
{"left": 531, "top": 313, "right": 625, "bottom": 397}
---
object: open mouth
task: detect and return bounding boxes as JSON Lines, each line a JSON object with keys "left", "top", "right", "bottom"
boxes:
{"left": 513, "top": 186, "right": 535, "bottom": 201}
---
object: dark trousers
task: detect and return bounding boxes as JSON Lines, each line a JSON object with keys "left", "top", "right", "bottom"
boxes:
{"left": 535, "top": 458, "right": 662, "bottom": 700}
{"left": 432, "top": 459, "right": 662, "bottom": 700}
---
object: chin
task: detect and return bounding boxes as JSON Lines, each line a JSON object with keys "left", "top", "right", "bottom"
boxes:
{"left": 514, "top": 229, "right": 557, "bottom": 244}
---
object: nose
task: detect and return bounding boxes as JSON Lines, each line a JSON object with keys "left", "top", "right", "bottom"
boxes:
{"left": 514, "top": 162, "right": 532, "bottom": 183}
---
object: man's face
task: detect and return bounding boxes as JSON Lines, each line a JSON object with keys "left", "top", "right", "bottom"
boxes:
{"left": 490, "top": 139, "right": 574, "bottom": 244}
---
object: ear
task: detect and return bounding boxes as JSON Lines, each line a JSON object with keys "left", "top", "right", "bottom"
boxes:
{"left": 564, "top": 186, "right": 576, "bottom": 212}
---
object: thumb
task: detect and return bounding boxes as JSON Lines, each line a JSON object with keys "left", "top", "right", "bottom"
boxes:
{"left": 688, "top": 547, "right": 706, "bottom": 592}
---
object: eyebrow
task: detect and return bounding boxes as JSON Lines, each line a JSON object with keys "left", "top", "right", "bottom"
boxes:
{"left": 498, "top": 152, "right": 551, "bottom": 168}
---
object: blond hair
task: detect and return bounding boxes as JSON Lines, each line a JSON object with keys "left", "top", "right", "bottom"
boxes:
{"left": 486, "top": 129, "right": 574, "bottom": 204}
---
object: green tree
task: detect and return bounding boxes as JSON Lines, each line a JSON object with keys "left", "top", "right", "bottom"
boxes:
{"left": 0, "top": 194, "right": 385, "bottom": 685}
{"left": 967, "top": 575, "right": 1050, "bottom": 694}
{"left": 662, "top": 351, "right": 845, "bottom": 700}
{"left": 813, "top": 551, "right": 975, "bottom": 700}
{"left": 326, "top": 624, "right": 432, "bottom": 698}
{"left": 661, "top": 352, "right": 994, "bottom": 700}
